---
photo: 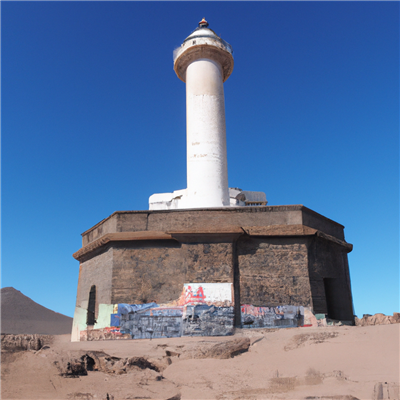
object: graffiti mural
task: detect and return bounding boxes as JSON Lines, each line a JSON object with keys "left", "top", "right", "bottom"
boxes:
{"left": 182, "top": 304, "right": 234, "bottom": 336}
{"left": 179, "top": 283, "right": 234, "bottom": 336}
{"left": 72, "top": 283, "right": 313, "bottom": 341}
{"left": 107, "top": 284, "right": 235, "bottom": 338}
{"left": 119, "top": 305, "right": 183, "bottom": 339}
{"left": 241, "top": 305, "right": 304, "bottom": 328}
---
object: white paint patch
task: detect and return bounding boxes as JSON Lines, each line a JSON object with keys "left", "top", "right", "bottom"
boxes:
{"left": 182, "top": 283, "right": 233, "bottom": 305}
{"left": 93, "top": 304, "right": 115, "bottom": 330}
{"left": 71, "top": 304, "right": 116, "bottom": 341}
{"left": 71, "top": 306, "right": 87, "bottom": 342}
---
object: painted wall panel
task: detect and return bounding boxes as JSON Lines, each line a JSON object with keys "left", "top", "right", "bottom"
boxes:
{"left": 120, "top": 314, "right": 182, "bottom": 339}
{"left": 73, "top": 283, "right": 316, "bottom": 341}
{"left": 71, "top": 306, "right": 87, "bottom": 342}
{"left": 241, "top": 304, "right": 304, "bottom": 328}
{"left": 93, "top": 304, "right": 115, "bottom": 330}
{"left": 182, "top": 283, "right": 233, "bottom": 306}
{"left": 182, "top": 305, "right": 234, "bottom": 336}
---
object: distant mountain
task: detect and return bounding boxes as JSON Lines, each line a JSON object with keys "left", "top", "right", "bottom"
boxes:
{"left": 1, "top": 287, "right": 73, "bottom": 335}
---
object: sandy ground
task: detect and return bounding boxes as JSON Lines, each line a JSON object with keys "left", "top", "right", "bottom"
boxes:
{"left": 1, "top": 324, "right": 399, "bottom": 400}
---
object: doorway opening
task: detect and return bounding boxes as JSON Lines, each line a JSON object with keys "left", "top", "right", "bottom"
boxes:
{"left": 86, "top": 285, "right": 96, "bottom": 325}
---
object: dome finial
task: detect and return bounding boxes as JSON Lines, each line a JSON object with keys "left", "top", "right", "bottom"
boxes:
{"left": 199, "top": 18, "right": 209, "bottom": 28}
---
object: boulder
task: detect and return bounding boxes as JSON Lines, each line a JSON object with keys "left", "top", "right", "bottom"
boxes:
{"left": 1, "top": 334, "right": 46, "bottom": 352}
{"left": 178, "top": 337, "right": 250, "bottom": 360}
{"left": 355, "top": 313, "right": 400, "bottom": 326}
{"left": 55, "top": 351, "right": 164, "bottom": 377}
{"left": 54, "top": 358, "right": 87, "bottom": 377}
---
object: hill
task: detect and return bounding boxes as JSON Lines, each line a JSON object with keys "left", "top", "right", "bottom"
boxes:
{"left": 1, "top": 287, "right": 72, "bottom": 335}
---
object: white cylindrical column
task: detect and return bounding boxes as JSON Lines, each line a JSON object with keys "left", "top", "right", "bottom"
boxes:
{"left": 186, "top": 58, "right": 229, "bottom": 207}
{"left": 149, "top": 20, "right": 267, "bottom": 211}
{"left": 174, "top": 19, "right": 234, "bottom": 209}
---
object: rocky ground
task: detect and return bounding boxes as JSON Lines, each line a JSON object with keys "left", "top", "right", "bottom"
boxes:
{"left": 1, "top": 323, "right": 399, "bottom": 400}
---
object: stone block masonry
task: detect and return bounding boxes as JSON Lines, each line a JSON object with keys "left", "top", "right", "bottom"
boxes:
{"left": 72, "top": 206, "right": 354, "bottom": 341}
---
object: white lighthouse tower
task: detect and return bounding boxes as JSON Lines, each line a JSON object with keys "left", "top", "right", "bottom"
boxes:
{"left": 175, "top": 17, "right": 232, "bottom": 208}
{"left": 149, "top": 19, "right": 266, "bottom": 210}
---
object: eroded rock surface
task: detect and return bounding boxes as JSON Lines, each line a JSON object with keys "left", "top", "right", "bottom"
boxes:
{"left": 164, "top": 337, "right": 250, "bottom": 360}
{"left": 1, "top": 333, "right": 52, "bottom": 351}
{"left": 54, "top": 351, "right": 164, "bottom": 377}
{"left": 53, "top": 337, "right": 250, "bottom": 379}
{"left": 284, "top": 332, "right": 339, "bottom": 351}
{"left": 355, "top": 312, "right": 400, "bottom": 326}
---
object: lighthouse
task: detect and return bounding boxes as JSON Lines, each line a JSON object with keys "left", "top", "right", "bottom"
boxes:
{"left": 149, "top": 19, "right": 266, "bottom": 209}
{"left": 71, "top": 19, "right": 354, "bottom": 342}
{"left": 175, "top": 18, "right": 233, "bottom": 208}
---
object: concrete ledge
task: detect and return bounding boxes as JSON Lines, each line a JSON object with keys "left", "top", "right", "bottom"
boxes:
{"left": 74, "top": 223, "right": 353, "bottom": 262}
{"left": 81, "top": 205, "right": 347, "bottom": 248}
{"left": 316, "top": 231, "right": 353, "bottom": 252}
{"left": 168, "top": 227, "right": 244, "bottom": 235}
{"left": 169, "top": 227, "right": 244, "bottom": 243}
{"left": 81, "top": 206, "right": 308, "bottom": 237}
{"left": 243, "top": 225, "right": 317, "bottom": 237}
{"left": 73, "top": 231, "right": 174, "bottom": 261}
{"left": 243, "top": 224, "right": 352, "bottom": 251}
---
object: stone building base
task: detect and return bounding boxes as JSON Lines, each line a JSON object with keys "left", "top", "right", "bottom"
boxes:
{"left": 71, "top": 205, "right": 354, "bottom": 341}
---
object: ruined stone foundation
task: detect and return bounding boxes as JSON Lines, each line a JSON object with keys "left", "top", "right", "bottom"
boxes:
{"left": 71, "top": 205, "right": 354, "bottom": 341}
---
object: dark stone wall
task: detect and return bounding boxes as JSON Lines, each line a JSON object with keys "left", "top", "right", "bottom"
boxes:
{"left": 111, "top": 240, "right": 184, "bottom": 305}
{"left": 237, "top": 237, "right": 312, "bottom": 307}
{"left": 183, "top": 242, "right": 233, "bottom": 284}
{"left": 308, "top": 236, "right": 354, "bottom": 320}
{"left": 76, "top": 235, "right": 353, "bottom": 324}
{"left": 75, "top": 246, "right": 114, "bottom": 314}
{"left": 111, "top": 240, "right": 234, "bottom": 305}
{"left": 75, "top": 207, "right": 354, "bottom": 324}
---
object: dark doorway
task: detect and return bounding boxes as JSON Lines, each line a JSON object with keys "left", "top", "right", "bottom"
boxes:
{"left": 323, "top": 278, "right": 352, "bottom": 321}
{"left": 323, "top": 278, "right": 337, "bottom": 319}
{"left": 86, "top": 285, "right": 96, "bottom": 325}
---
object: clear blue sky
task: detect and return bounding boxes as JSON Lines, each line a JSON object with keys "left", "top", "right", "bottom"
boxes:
{"left": 2, "top": 2, "right": 398, "bottom": 319}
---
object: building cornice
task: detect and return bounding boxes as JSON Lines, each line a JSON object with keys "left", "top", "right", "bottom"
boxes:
{"left": 74, "top": 223, "right": 352, "bottom": 262}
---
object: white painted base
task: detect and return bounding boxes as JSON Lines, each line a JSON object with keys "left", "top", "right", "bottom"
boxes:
{"left": 149, "top": 189, "right": 188, "bottom": 210}
{"left": 149, "top": 188, "right": 267, "bottom": 210}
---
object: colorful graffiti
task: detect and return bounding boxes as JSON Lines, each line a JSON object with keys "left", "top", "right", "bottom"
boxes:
{"left": 240, "top": 305, "right": 304, "bottom": 328}
{"left": 119, "top": 305, "right": 183, "bottom": 339}
{"left": 183, "top": 304, "right": 234, "bottom": 336}
{"left": 79, "top": 326, "right": 127, "bottom": 341}
{"left": 182, "top": 286, "right": 207, "bottom": 305}
{"left": 72, "top": 283, "right": 311, "bottom": 342}
{"left": 178, "top": 283, "right": 234, "bottom": 307}
{"left": 106, "top": 284, "right": 235, "bottom": 339}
